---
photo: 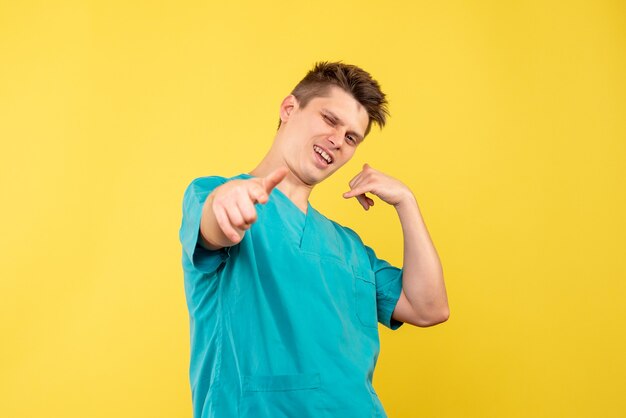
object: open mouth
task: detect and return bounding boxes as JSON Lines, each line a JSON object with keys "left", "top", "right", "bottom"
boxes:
{"left": 313, "top": 145, "right": 333, "bottom": 165}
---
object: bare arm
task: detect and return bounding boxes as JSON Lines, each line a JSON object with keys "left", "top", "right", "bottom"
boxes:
{"left": 343, "top": 163, "right": 449, "bottom": 327}
{"left": 393, "top": 194, "right": 449, "bottom": 326}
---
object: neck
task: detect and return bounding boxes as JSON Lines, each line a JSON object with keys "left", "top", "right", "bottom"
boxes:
{"left": 249, "top": 143, "right": 313, "bottom": 214}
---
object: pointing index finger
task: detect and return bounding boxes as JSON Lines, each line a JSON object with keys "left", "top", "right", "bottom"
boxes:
{"left": 262, "top": 166, "right": 289, "bottom": 194}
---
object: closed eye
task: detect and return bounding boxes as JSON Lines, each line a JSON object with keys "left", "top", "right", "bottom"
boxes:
{"left": 322, "top": 113, "right": 357, "bottom": 145}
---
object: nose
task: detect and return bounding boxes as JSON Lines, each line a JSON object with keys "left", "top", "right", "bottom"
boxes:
{"left": 328, "top": 128, "right": 345, "bottom": 149}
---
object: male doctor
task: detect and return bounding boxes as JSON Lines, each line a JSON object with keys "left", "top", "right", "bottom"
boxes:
{"left": 179, "top": 61, "right": 449, "bottom": 418}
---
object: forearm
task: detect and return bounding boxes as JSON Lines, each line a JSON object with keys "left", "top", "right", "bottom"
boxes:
{"left": 395, "top": 192, "right": 449, "bottom": 323}
{"left": 200, "top": 191, "right": 241, "bottom": 250}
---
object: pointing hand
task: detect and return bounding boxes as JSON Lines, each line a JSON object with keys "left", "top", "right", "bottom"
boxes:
{"left": 209, "top": 167, "right": 289, "bottom": 244}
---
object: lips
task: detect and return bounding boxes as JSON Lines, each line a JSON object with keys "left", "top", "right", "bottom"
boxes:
{"left": 313, "top": 148, "right": 329, "bottom": 167}
{"left": 313, "top": 144, "right": 334, "bottom": 164}
{"left": 311, "top": 148, "right": 331, "bottom": 170}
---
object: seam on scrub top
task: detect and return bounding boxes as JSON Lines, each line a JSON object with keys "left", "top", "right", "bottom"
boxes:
{"left": 214, "top": 260, "right": 224, "bottom": 395}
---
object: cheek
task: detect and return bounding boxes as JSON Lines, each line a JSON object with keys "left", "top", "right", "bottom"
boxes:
{"left": 333, "top": 153, "right": 353, "bottom": 170}
{"left": 309, "top": 117, "right": 327, "bottom": 132}
{"left": 342, "top": 148, "right": 357, "bottom": 161}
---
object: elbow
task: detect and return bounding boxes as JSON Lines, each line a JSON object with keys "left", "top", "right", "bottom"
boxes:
{"left": 438, "top": 306, "right": 450, "bottom": 324}
{"left": 416, "top": 306, "right": 450, "bottom": 327}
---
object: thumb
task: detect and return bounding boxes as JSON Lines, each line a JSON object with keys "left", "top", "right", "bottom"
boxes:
{"left": 262, "top": 166, "right": 289, "bottom": 194}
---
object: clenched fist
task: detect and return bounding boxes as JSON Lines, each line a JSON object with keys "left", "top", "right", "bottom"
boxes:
{"left": 200, "top": 167, "right": 289, "bottom": 249}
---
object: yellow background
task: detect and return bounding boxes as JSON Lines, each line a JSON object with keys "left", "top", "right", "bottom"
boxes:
{"left": 1, "top": 1, "right": 625, "bottom": 417}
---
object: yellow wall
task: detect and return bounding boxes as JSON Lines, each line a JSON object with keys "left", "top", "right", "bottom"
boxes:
{"left": 1, "top": 1, "right": 625, "bottom": 417}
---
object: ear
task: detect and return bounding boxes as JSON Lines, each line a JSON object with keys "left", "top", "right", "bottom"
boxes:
{"left": 279, "top": 94, "right": 297, "bottom": 124}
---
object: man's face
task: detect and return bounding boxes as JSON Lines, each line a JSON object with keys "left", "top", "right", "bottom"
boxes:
{"left": 278, "top": 86, "right": 369, "bottom": 185}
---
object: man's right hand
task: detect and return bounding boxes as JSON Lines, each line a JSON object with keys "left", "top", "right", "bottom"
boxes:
{"left": 200, "top": 167, "right": 289, "bottom": 249}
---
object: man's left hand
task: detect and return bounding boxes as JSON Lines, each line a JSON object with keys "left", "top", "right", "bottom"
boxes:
{"left": 343, "top": 163, "right": 413, "bottom": 210}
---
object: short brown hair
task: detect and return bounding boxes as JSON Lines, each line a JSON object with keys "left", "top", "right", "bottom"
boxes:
{"left": 278, "top": 61, "right": 389, "bottom": 138}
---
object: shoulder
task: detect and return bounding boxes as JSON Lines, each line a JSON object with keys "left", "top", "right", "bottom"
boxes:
{"left": 186, "top": 175, "right": 228, "bottom": 192}
{"left": 183, "top": 173, "right": 247, "bottom": 197}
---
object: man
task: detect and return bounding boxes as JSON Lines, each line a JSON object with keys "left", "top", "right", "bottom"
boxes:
{"left": 179, "top": 61, "right": 449, "bottom": 418}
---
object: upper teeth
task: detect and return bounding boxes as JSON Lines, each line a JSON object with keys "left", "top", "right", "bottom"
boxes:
{"left": 314, "top": 145, "right": 332, "bottom": 163}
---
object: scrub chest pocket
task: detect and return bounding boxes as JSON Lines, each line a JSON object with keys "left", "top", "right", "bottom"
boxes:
{"left": 238, "top": 372, "right": 322, "bottom": 418}
{"left": 353, "top": 267, "right": 379, "bottom": 328}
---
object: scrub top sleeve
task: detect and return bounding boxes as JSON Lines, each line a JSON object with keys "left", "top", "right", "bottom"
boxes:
{"left": 364, "top": 245, "right": 405, "bottom": 330}
{"left": 179, "top": 176, "right": 230, "bottom": 275}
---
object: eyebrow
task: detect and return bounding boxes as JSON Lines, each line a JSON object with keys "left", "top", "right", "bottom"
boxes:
{"left": 321, "top": 108, "right": 364, "bottom": 142}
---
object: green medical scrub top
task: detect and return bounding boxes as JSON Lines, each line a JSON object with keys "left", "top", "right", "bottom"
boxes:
{"left": 179, "top": 173, "right": 404, "bottom": 418}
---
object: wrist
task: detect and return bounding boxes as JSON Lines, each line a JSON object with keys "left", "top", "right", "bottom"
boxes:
{"left": 393, "top": 190, "right": 417, "bottom": 210}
